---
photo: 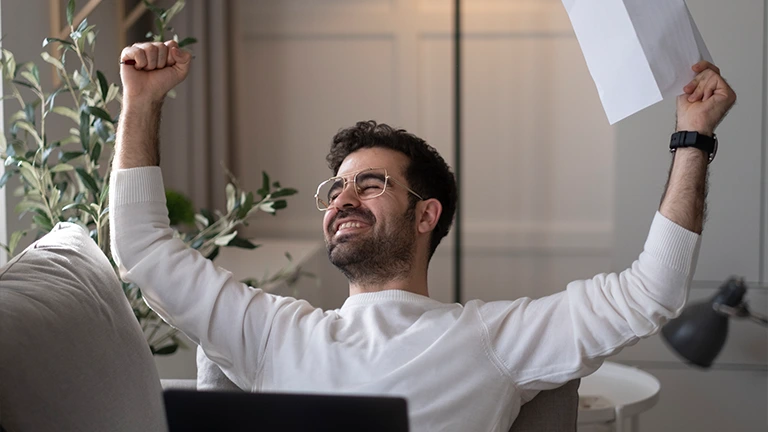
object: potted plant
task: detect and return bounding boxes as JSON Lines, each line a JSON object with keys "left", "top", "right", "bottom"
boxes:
{"left": 0, "top": 0, "right": 300, "bottom": 355}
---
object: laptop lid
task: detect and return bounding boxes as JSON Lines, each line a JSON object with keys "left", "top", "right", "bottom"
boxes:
{"left": 163, "top": 389, "right": 409, "bottom": 432}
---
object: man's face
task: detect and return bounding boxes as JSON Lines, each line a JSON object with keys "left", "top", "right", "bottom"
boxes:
{"left": 322, "top": 148, "right": 418, "bottom": 284}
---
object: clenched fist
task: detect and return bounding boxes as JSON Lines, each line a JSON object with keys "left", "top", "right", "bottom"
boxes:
{"left": 120, "top": 40, "right": 192, "bottom": 104}
{"left": 676, "top": 61, "right": 737, "bottom": 136}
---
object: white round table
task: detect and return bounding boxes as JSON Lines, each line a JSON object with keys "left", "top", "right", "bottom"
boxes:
{"left": 577, "top": 361, "right": 660, "bottom": 432}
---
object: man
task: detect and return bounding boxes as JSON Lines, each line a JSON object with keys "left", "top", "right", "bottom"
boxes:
{"left": 111, "top": 40, "right": 736, "bottom": 431}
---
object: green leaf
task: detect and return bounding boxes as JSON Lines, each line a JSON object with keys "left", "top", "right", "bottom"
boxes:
{"left": 15, "top": 199, "right": 48, "bottom": 216}
{"left": 63, "top": 202, "right": 98, "bottom": 219}
{"left": 9, "top": 111, "right": 26, "bottom": 124}
{"left": 11, "top": 79, "right": 36, "bottom": 91}
{"left": 214, "top": 231, "right": 238, "bottom": 247}
{"left": 90, "top": 141, "right": 102, "bottom": 163}
{"left": 94, "top": 118, "right": 112, "bottom": 142}
{"left": 178, "top": 37, "right": 197, "bottom": 48}
{"left": 272, "top": 200, "right": 287, "bottom": 211}
{"left": 76, "top": 17, "right": 88, "bottom": 34}
{"left": 79, "top": 110, "right": 90, "bottom": 150}
{"left": 31, "top": 63, "right": 39, "bottom": 84}
{"left": 163, "top": 1, "right": 185, "bottom": 23}
{"left": 257, "top": 171, "right": 271, "bottom": 198}
{"left": 75, "top": 168, "right": 99, "bottom": 196}
{"left": 0, "top": 132, "right": 6, "bottom": 155}
{"left": 59, "top": 151, "right": 85, "bottom": 163}
{"left": 77, "top": 64, "right": 90, "bottom": 89}
{"left": 18, "top": 162, "right": 38, "bottom": 187}
{"left": 7, "top": 230, "right": 26, "bottom": 255}
{"left": 66, "top": 0, "right": 75, "bottom": 26}
{"left": 225, "top": 183, "right": 236, "bottom": 213}
{"left": 32, "top": 213, "right": 54, "bottom": 232}
{"left": 51, "top": 106, "right": 80, "bottom": 123}
{"left": 96, "top": 70, "right": 108, "bottom": 102}
{"left": 15, "top": 122, "right": 42, "bottom": 146}
{"left": 228, "top": 237, "right": 259, "bottom": 250}
{"left": 105, "top": 83, "right": 120, "bottom": 104}
{"left": 43, "top": 37, "right": 74, "bottom": 48}
{"left": 40, "top": 52, "right": 64, "bottom": 71}
{"left": 20, "top": 71, "right": 39, "bottom": 88}
{"left": 99, "top": 183, "right": 109, "bottom": 206}
{"left": 50, "top": 164, "right": 75, "bottom": 173}
{"left": 2, "top": 49, "right": 16, "bottom": 79}
{"left": 24, "top": 103, "right": 35, "bottom": 125}
{"left": 85, "top": 106, "right": 113, "bottom": 123}
{"left": 270, "top": 188, "right": 298, "bottom": 198}
{"left": 194, "top": 213, "right": 209, "bottom": 229}
{"left": 237, "top": 191, "right": 254, "bottom": 219}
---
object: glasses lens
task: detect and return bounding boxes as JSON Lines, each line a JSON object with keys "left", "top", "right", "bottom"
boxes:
{"left": 317, "top": 177, "right": 344, "bottom": 209}
{"left": 354, "top": 168, "right": 387, "bottom": 200}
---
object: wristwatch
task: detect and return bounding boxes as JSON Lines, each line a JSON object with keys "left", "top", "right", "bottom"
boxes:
{"left": 669, "top": 131, "right": 718, "bottom": 164}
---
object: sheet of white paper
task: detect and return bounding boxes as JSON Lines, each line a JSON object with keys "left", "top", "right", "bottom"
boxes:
{"left": 562, "top": 0, "right": 712, "bottom": 124}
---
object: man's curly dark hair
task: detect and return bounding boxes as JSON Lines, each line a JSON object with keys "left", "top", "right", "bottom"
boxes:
{"left": 326, "top": 120, "right": 457, "bottom": 260}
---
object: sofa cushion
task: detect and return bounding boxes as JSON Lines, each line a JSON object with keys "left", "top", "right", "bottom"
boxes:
{"left": 0, "top": 223, "right": 166, "bottom": 431}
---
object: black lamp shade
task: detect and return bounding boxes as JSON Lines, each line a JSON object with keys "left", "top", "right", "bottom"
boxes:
{"left": 661, "top": 279, "right": 746, "bottom": 368}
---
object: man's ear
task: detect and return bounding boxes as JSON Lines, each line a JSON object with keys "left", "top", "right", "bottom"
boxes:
{"left": 417, "top": 199, "right": 442, "bottom": 235}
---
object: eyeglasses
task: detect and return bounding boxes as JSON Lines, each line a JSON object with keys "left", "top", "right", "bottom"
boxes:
{"left": 315, "top": 167, "right": 424, "bottom": 211}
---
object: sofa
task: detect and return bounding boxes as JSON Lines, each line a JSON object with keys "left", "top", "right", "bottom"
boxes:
{"left": 0, "top": 223, "right": 579, "bottom": 431}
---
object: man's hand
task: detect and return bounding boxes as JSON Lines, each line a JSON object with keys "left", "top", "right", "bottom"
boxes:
{"left": 120, "top": 40, "right": 192, "bottom": 103}
{"left": 676, "top": 61, "right": 737, "bottom": 136}
{"left": 114, "top": 40, "right": 191, "bottom": 169}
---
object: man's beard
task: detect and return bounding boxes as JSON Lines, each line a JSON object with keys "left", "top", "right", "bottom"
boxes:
{"left": 326, "top": 207, "right": 416, "bottom": 286}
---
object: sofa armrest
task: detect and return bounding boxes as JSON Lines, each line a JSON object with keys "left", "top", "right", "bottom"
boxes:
{"left": 161, "top": 379, "right": 197, "bottom": 391}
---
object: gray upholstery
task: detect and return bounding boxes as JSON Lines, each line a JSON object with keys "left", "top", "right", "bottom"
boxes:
{"left": 0, "top": 223, "right": 166, "bottom": 432}
{"left": 510, "top": 380, "right": 581, "bottom": 432}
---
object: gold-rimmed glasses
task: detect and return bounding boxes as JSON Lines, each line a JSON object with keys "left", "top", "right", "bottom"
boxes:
{"left": 315, "top": 167, "right": 424, "bottom": 211}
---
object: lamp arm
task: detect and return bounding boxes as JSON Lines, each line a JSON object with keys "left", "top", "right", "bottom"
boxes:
{"left": 714, "top": 303, "right": 768, "bottom": 327}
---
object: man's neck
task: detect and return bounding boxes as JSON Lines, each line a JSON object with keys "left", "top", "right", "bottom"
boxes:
{"left": 348, "top": 271, "right": 429, "bottom": 297}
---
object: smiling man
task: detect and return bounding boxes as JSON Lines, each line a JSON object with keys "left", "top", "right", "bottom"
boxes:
{"left": 110, "top": 40, "right": 736, "bottom": 432}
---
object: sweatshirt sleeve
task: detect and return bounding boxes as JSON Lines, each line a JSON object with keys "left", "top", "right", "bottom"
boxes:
{"left": 109, "top": 167, "right": 320, "bottom": 390}
{"left": 477, "top": 212, "right": 700, "bottom": 391}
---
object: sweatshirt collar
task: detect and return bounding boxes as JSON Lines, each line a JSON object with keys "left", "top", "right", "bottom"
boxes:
{"left": 340, "top": 289, "right": 446, "bottom": 311}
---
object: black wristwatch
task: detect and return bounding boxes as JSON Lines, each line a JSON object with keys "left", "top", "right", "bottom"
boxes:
{"left": 669, "top": 131, "right": 718, "bottom": 164}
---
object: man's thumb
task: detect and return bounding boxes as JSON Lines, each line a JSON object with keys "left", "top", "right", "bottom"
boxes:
{"left": 172, "top": 47, "right": 192, "bottom": 67}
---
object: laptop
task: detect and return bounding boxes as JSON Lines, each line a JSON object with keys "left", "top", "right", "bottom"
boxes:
{"left": 163, "top": 389, "right": 410, "bottom": 432}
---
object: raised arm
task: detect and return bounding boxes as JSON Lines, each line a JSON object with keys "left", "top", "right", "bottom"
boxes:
{"left": 480, "top": 63, "right": 736, "bottom": 392}
{"left": 659, "top": 61, "right": 737, "bottom": 234}
{"left": 109, "top": 42, "right": 320, "bottom": 389}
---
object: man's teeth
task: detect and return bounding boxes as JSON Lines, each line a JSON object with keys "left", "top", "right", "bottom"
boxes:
{"left": 337, "top": 222, "right": 364, "bottom": 231}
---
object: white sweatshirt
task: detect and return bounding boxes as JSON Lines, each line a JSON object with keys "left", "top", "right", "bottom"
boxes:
{"left": 110, "top": 167, "right": 701, "bottom": 432}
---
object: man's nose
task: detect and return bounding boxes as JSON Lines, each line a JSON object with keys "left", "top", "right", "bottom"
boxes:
{"left": 333, "top": 183, "right": 361, "bottom": 210}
